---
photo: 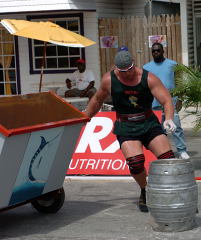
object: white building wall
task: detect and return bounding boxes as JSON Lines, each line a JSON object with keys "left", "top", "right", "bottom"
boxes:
{"left": 123, "top": 0, "right": 146, "bottom": 16}
{"left": 95, "top": 0, "right": 122, "bottom": 18}
{"left": 186, "top": 0, "right": 194, "bottom": 66}
{"left": 83, "top": 12, "right": 101, "bottom": 89}
{"left": 0, "top": 11, "right": 100, "bottom": 94}
{"left": 95, "top": 0, "right": 147, "bottom": 17}
{"left": 0, "top": 0, "right": 96, "bottom": 13}
{"left": 180, "top": 0, "right": 189, "bottom": 65}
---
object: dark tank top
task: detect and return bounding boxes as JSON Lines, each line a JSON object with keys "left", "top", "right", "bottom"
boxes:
{"left": 111, "top": 69, "right": 161, "bottom": 136}
{"left": 111, "top": 69, "right": 153, "bottom": 114}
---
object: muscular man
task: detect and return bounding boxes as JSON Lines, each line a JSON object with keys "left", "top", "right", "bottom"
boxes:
{"left": 84, "top": 50, "right": 176, "bottom": 212}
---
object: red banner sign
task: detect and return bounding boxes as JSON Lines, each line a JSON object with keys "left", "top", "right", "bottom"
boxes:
{"left": 67, "top": 111, "right": 162, "bottom": 176}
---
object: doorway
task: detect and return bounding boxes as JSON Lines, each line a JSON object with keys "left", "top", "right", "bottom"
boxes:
{"left": 0, "top": 26, "right": 20, "bottom": 95}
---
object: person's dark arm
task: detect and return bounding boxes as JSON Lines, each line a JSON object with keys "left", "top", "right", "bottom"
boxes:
{"left": 175, "top": 99, "right": 182, "bottom": 112}
{"left": 86, "top": 81, "right": 95, "bottom": 90}
{"left": 66, "top": 79, "right": 72, "bottom": 89}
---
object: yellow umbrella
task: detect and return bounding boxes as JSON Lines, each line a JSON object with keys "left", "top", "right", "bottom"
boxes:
{"left": 0, "top": 19, "right": 96, "bottom": 91}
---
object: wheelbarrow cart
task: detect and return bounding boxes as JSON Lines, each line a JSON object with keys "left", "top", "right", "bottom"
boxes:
{"left": 0, "top": 91, "right": 89, "bottom": 213}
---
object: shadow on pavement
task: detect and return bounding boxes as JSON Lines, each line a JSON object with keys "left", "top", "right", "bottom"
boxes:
{"left": 0, "top": 200, "right": 112, "bottom": 238}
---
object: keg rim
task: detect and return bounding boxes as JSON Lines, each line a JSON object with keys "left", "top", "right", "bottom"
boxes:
{"left": 151, "top": 158, "right": 191, "bottom": 165}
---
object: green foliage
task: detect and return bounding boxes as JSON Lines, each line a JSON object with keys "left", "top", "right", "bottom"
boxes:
{"left": 172, "top": 64, "right": 201, "bottom": 131}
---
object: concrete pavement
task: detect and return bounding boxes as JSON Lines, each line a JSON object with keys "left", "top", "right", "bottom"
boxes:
{"left": 0, "top": 118, "right": 201, "bottom": 239}
{"left": 170, "top": 129, "right": 201, "bottom": 179}
{"left": 0, "top": 177, "right": 201, "bottom": 240}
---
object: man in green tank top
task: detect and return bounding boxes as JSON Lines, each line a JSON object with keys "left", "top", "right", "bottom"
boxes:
{"left": 85, "top": 50, "right": 176, "bottom": 212}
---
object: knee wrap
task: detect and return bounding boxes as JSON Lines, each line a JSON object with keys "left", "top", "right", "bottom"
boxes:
{"left": 126, "top": 154, "right": 145, "bottom": 175}
{"left": 158, "top": 150, "right": 175, "bottom": 159}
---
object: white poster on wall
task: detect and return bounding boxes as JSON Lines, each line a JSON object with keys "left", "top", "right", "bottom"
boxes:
{"left": 149, "top": 35, "right": 167, "bottom": 48}
{"left": 100, "top": 36, "right": 118, "bottom": 48}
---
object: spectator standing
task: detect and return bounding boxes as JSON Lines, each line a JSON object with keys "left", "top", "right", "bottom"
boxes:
{"left": 143, "top": 42, "right": 190, "bottom": 160}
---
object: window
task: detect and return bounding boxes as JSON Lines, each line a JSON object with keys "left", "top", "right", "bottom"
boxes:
{"left": 28, "top": 13, "right": 85, "bottom": 74}
{"left": 0, "top": 26, "right": 19, "bottom": 95}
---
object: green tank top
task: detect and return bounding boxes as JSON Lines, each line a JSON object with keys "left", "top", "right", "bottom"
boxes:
{"left": 111, "top": 69, "right": 161, "bottom": 136}
{"left": 111, "top": 69, "right": 153, "bottom": 113}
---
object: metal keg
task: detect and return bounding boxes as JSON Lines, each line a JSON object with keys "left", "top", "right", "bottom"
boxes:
{"left": 147, "top": 158, "right": 198, "bottom": 232}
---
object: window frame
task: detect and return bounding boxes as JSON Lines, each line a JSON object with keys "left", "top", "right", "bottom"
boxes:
{"left": 27, "top": 13, "right": 85, "bottom": 74}
{"left": 0, "top": 25, "right": 21, "bottom": 95}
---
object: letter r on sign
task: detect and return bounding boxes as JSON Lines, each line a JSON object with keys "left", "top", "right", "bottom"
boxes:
{"left": 75, "top": 117, "right": 119, "bottom": 153}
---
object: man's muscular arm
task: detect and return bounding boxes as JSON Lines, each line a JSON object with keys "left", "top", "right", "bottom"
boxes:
{"left": 85, "top": 72, "right": 111, "bottom": 118}
{"left": 148, "top": 72, "right": 176, "bottom": 132}
{"left": 148, "top": 72, "right": 174, "bottom": 121}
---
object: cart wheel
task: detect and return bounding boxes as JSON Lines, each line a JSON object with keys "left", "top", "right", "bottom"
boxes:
{"left": 31, "top": 188, "right": 65, "bottom": 213}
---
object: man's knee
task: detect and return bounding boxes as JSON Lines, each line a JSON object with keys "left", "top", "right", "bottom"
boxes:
{"left": 126, "top": 154, "right": 145, "bottom": 175}
{"left": 65, "top": 89, "right": 79, "bottom": 97}
{"left": 65, "top": 90, "right": 74, "bottom": 97}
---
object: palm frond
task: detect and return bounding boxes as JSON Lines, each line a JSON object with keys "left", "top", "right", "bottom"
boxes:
{"left": 172, "top": 64, "right": 201, "bottom": 132}
{"left": 173, "top": 64, "right": 201, "bottom": 87}
{"left": 172, "top": 64, "right": 201, "bottom": 99}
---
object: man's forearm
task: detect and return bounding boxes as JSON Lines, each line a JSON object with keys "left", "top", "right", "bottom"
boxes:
{"left": 163, "top": 101, "right": 174, "bottom": 120}
{"left": 85, "top": 96, "right": 103, "bottom": 118}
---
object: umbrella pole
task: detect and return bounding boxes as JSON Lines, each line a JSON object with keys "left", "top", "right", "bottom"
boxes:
{"left": 39, "top": 41, "right": 47, "bottom": 92}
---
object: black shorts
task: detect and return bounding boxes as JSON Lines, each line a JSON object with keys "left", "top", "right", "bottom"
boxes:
{"left": 117, "top": 126, "right": 166, "bottom": 149}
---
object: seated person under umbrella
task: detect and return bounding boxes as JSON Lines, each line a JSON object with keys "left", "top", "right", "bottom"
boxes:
{"left": 57, "top": 59, "right": 96, "bottom": 99}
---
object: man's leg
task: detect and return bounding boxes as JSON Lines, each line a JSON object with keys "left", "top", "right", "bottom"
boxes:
{"left": 65, "top": 88, "right": 80, "bottom": 97}
{"left": 121, "top": 140, "right": 148, "bottom": 212}
{"left": 127, "top": 164, "right": 148, "bottom": 213}
{"left": 171, "top": 113, "right": 189, "bottom": 159}
{"left": 148, "top": 134, "right": 175, "bottom": 158}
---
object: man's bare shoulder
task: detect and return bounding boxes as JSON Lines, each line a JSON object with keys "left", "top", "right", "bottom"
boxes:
{"left": 102, "top": 71, "right": 111, "bottom": 79}
{"left": 147, "top": 71, "right": 160, "bottom": 83}
{"left": 147, "top": 71, "right": 164, "bottom": 89}
{"left": 147, "top": 70, "right": 156, "bottom": 78}
{"left": 101, "top": 71, "right": 112, "bottom": 84}
{"left": 98, "top": 71, "right": 111, "bottom": 94}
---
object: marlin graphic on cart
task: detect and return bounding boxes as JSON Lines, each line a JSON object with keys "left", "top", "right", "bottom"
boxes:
{"left": 28, "top": 133, "right": 61, "bottom": 181}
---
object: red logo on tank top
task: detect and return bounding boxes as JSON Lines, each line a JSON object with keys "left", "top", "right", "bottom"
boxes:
{"left": 124, "top": 90, "right": 139, "bottom": 95}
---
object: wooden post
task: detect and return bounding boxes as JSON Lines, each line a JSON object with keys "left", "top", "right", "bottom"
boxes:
{"left": 39, "top": 41, "right": 47, "bottom": 92}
